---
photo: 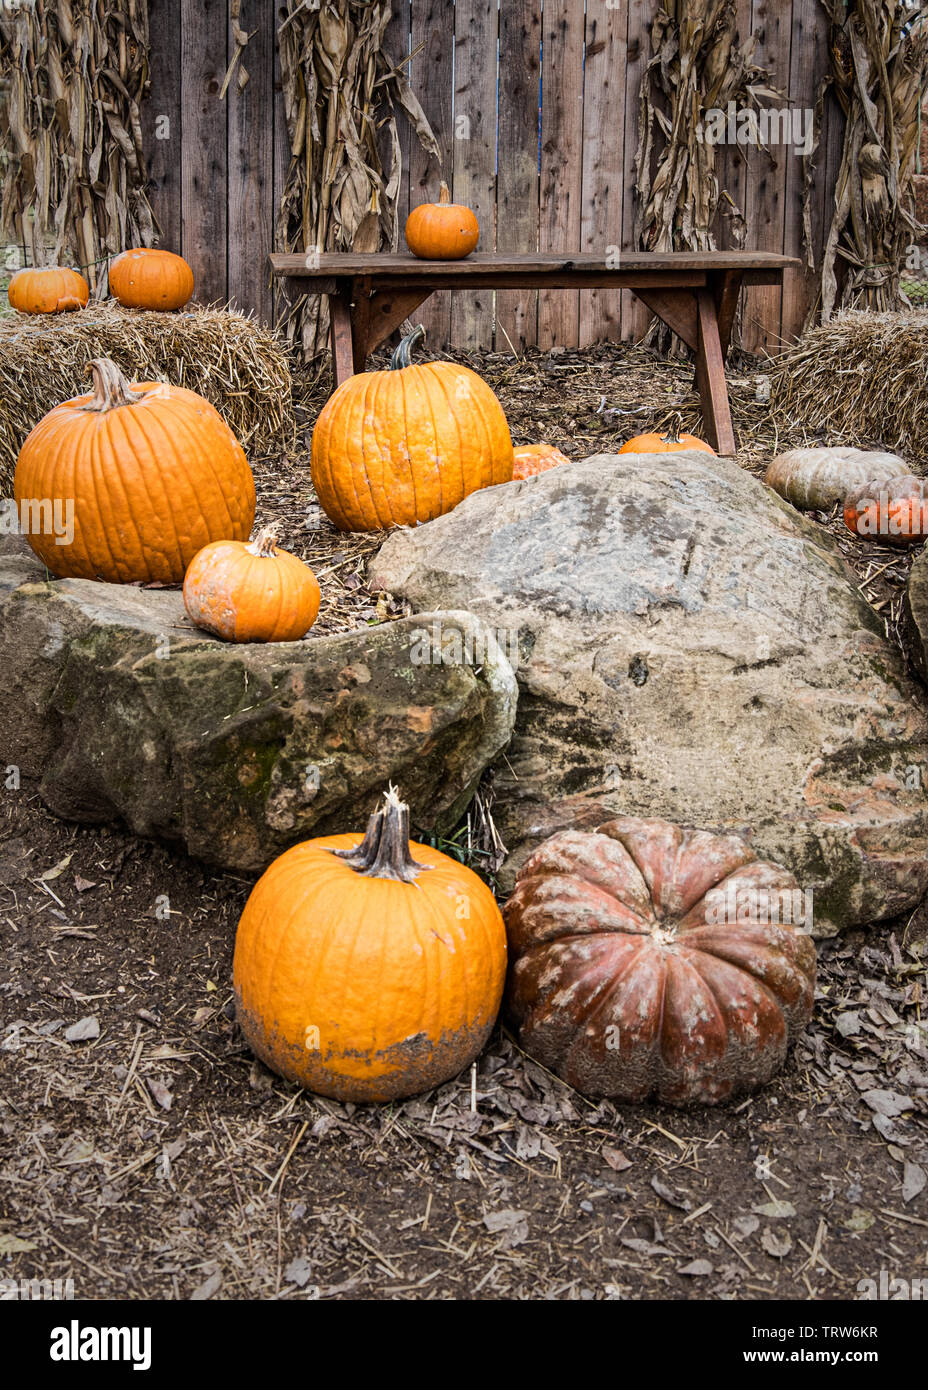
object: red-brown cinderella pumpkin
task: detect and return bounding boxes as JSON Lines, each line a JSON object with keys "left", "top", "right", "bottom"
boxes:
{"left": 504, "top": 817, "right": 817, "bottom": 1107}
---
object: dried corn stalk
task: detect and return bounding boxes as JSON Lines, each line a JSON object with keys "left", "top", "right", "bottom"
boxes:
{"left": 806, "top": 1, "right": 928, "bottom": 323}
{"left": 0, "top": 0, "right": 155, "bottom": 292}
{"left": 275, "top": 0, "right": 439, "bottom": 359}
{"left": 635, "top": 0, "right": 781, "bottom": 349}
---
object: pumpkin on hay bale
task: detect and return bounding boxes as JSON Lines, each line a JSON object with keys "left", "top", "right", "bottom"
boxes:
{"left": 0, "top": 300, "right": 296, "bottom": 495}
{"left": 769, "top": 311, "right": 928, "bottom": 470}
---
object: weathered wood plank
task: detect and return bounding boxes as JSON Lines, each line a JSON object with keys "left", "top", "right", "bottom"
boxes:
{"left": 271, "top": 250, "right": 798, "bottom": 275}
{"left": 330, "top": 289, "right": 355, "bottom": 386}
{"left": 742, "top": 0, "right": 793, "bottom": 354}
{"left": 621, "top": 0, "right": 654, "bottom": 343}
{"left": 694, "top": 289, "right": 736, "bottom": 454}
{"left": 713, "top": 0, "right": 753, "bottom": 349}
{"left": 180, "top": 0, "right": 228, "bottom": 304}
{"left": 580, "top": 0, "right": 625, "bottom": 347}
{"left": 538, "top": 0, "right": 584, "bottom": 349}
{"left": 780, "top": 0, "right": 824, "bottom": 343}
{"left": 271, "top": 5, "right": 293, "bottom": 330}
{"left": 143, "top": 0, "right": 182, "bottom": 255}
{"left": 496, "top": 0, "right": 542, "bottom": 353}
{"left": 450, "top": 0, "right": 498, "bottom": 350}
{"left": 228, "top": 0, "right": 273, "bottom": 320}
{"left": 406, "top": 0, "right": 453, "bottom": 348}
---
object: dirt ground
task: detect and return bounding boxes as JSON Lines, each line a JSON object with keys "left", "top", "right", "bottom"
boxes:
{"left": 1, "top": 343, "right": 927, "bottom": 1301}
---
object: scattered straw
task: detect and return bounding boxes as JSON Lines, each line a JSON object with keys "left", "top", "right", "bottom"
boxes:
{"left": 0, "top": 301, "right": 296, "bottom": 492}
{"left": 769, "top": 310, "right": 928, "bottom": 470}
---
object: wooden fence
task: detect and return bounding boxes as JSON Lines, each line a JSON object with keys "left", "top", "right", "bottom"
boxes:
{"left": 144, "top": 0, "right": 843, "bottom": 355}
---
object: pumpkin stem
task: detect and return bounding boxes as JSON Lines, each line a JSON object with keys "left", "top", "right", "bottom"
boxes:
{"left": 389, "top": 324, "right": 426, "bottom": 371}
{"left": 81, "top": 358, "right": 145, "bottom": 412}
{"left": 247, "top": 522, "right": 282, "bottom": 558}
{"left": 332, "top": 786, "right": 431, "bottom": 883}
{"left": 438, "top": 180, "right": 452, "bottom": 205}
{"left": 661, "top": 412, "right": 684, "bottom": 446}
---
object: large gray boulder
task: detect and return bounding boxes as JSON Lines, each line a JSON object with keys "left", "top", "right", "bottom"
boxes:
{"left": 904, "top": 547, "right": 928, "bottom": 685}
{"left": 370, "top": 452, "right": 928, "bottom": 935}
{"left": 0, "top": 536, "right": 517, "bottom": 872}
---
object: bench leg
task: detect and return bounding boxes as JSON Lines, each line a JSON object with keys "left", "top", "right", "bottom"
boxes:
{"left": 694, "top": 288, "right": 736, "bottom": 455}
{"left": 329, "top": 290, "right": 355, "bottom": 387}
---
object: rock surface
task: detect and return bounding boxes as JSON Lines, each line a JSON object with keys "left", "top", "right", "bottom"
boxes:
{"left": 903, "top": 547, "right": 928, "bottom": 685}
{"left": 0, "top": 536, "right": 517, "bottom": 873}
{"left": 370, "top": 451, "right": 928, "bottom": 934}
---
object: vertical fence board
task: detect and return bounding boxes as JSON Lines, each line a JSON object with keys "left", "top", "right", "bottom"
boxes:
{"left": 782, "top": 0, "right": 828, "bottom": 344}
{"left": 180, "top": 0, "right": 228, "bottom": 304}
{"left": 581, "top": 0, "right": 626, "bottom": 347}
{"left": 497, "top": 0, "right": 542, "bottom": 353}
{"left": 407, "top": 1, "right": 453, "bottom": 347}
{"left": 228, "top": 0, "right": 273, "bottom": 320}
{"left": 742, "top": 0, "right": 793, "bottom": 355}
{"left": 383, "top": 0, "right": 410, "bottom": 248}
{"left": 451, "top": 0, "right": 498, "bottom": 350}
{"left": 714, "top": 0, "right": 754, "bottom": 357}
{"left": 144, "top": 0, "right": 182, "bottom": 258}
{"left": 621, "top": 0, "right": 651, "bottom": 343}
{"left": 538, "top": 0, "right": 584, "bottom": 349}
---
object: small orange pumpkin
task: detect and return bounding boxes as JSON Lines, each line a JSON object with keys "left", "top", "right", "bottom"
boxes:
{"left": 109, "top": 248, "right": 194, "bottom": 310}
{"left": 233, "top": 787, "right": 507, "bottom": 1102}
{"left": 844, "top": 475, "right": 928, "bottom": 547}
{"left": 311, "top": 325, "right": 513, "bottom": 531}
{"left": 619, "top": 417, "right": 716, "bottom": 456}
{"left": 14, "top": 358, "right": 255, "bottom": 583}
{"left": 8, "top": 266, "right": 89, "bottom": 314}
{"left": 405, "top": 181, "right": 480, "bottom": 260}
{"left": 183, "top": 523, "right": 321, "bottom": 642}
{"left": 512, "top": 443, "right": 571, "bottom": 480}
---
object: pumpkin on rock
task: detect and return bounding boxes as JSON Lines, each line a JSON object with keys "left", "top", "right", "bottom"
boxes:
{"left": 311, "top": 325, "right": 513, "bottom": 531}
{"left": 183, "top": 522, "right": 320, "bottom": 642}
{"left": 512, "top": 443, "right": 571, "bottom": 480}
{"left": 233, "top": 787, "right": 507, "bottom": 1102}
{"left": 109, "top": 248, "right": 194, "bottom": 310}
{"left": 8, "top": 265, "right": 89, "bottom": 314}
{"left": 14, "top": 357, "right": 255, "bottom": 583}
{"left": 505, "top": 816, "right": 816, "bottom": 1107}
{"left": 405, "top": 182, "right": 480, "bottom": 260}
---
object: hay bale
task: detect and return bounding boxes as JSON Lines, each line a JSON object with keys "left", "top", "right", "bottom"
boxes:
{"left": 0, "top": 302, "right": 296, "bottom": 494}
{"left": 769, "top": 311, "right": 928, "bottom": 470}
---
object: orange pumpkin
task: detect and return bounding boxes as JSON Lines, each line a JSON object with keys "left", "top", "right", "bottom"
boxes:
{"left": 619, "top": 418, "right": 715, "bottom": 456}
{"left": 183, "top": 523, "right": 321, "bottom": 642}
{"left": 512, "top": 443, "right": 571, "bottom": 480}
{"left": 8, "top": 266, "right": 89, "bottom": 314}
{"left": 405, "top": 181, "right": 480, "bottom": 260}
{"left": 505, "top": 817, "right": 817, "bottom": 1106}
{"left": 311, "top": 325, "right": 513, "bottom": 531}
{"left": 233, "top": 787, "right": 507, "bottom": 1102}
{"left": 843, "top": 475, "right": 928, "bottom": 547}
{"left": 109, "top": 248, "right": 194, "bottom": 310}
{"left": 14, "top": 358, "right": 255, "bottom": 583}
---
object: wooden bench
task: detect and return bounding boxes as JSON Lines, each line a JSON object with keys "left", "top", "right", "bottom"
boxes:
{"left": 269, "top": 251, "right": 799, "bottom": 455}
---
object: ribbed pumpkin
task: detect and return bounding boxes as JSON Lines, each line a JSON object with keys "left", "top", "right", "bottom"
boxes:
{"left": 766, "top": 447, "right": 907, "bottom": 511}
{"left": 512, "top": 443, "right": 571, "bottom": 480}
{"left": 14, "top": 358, "right": 255, "bottom": 583}
{"left": 233, "top": 788, "right": 507, "bottom": 1102}
{"left": 844, "top": 475, "right": 928, "bottom": 547}
{"left": 109, "top": 248, "right": 194, "bottom": 310}
{"left": 619, "top": 419, "right": 715, "bottom": 456}
{"left": 311, "top": 325, "right": 513, "bottom": 531}
{"left": 505, "top": 817, "right": 816, "bottom": 1107}
{"left": 8, "top": 266, "right": 89, "bottom": 314}
{"left": 183, "top": 522, "right": 321, "bottom": 642}
{"left": 405, "top": 181, "right": 480, "bottom": 260}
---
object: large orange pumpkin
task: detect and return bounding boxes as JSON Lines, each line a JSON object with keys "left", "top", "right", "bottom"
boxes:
{"left": 405, "top": 182, "right": 480, "bottom": 260}
{"left": 233, "top": 788, "right": 507, "bottom": 1102}
{"left": 311, "top": 325, "right": 513, "bottom": 531}
{"left": 619, "top": 419, "right": 715, "bottom": 456}
{"left": 183, "top": 522, "right": 321, "bottom": 642}
{"left": 8, "top": 266, "right": 89, "bottom": 314}
{"left": 512, "top": 443, "right": 571, "bottom": 480}
{"left": 843, "top": 475, "right": 928, "bottom": 547}
{"left": 109, "top": 248, "right": 194, "bottom": 310}
{"left": 14, "top": 358, "right": 255, "bottom": 583}
{"left": 505, "top": 817, "right": 816, "bottom": 1107}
